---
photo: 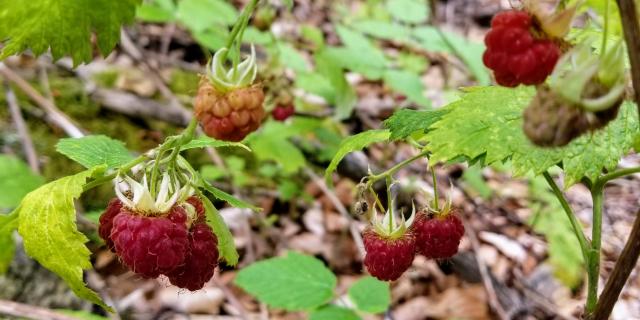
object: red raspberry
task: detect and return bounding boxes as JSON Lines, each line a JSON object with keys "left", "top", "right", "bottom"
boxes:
{"left": 412, "top": 210, "right": 465, "bottom": 259}
{"left": 110, "top": 207, "right": 189, "bottom": 278}
{"left": 363, "top": 229, "right": 416, "bottom": 281}
{"left": 194, "top": 80, "right": 265, "bottom": 142}
{"left": 167, "top": 222, "right": 219, "bottom": 290}
{"left": 482, "top": 10, "right": 561, "bottom": 87}
{"left": 98, "top": 198, "right": 123, "bottom": 251}
{"left": 272, "top": 105, "right": 295, "bottom": 121}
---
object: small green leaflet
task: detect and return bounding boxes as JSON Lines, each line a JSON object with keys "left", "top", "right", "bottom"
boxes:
{"left": 383, "top": 108, "right": 449, "bottom": 140}
{"left": 136, "top": 0, "right": 176, "bottom": 22}
{"left": 325, "top": 130, "right": 391, "bottom": 186}
{"left": 181, "top": 137, "right": 251, "bottom": 152}
{"left": 348, "top": 276, "right": 390, "bottom": 314}
{"left": 386, "top": 0, "right": 429, "bottom": 24}
{"left": 201, "top": 195, "right": 239, "bottom": 266}
{"left": 56, "top": 135, "right": 133, "bottom": 170}
{"left": 0, "top": 155, "right": 44, "bottom": 208}
{"left": 247, "top": 122, "right": 307, "bottom": 174}
{"left": 15, "top": 166, "right": 111, "bottom": 311}
{"left": 235, "top": 252, "right": 337, "bottom": 311}
{"left": 315, "top": 49, "right": 357, "bottom": 120}
{"left": 175, "top": 0, "right": 238, "bottom": 32}
{"left": 200, "top": 180, "right": 261, "bottom": 211}
{"left": 426, "top": 86, "right": 639, "bottom": 187}
{"left": 0, "top": 0, "right": 141, "bottom": 65}
{"left": 309, "top": 306, "right": 360, "bottom": 320}
{"left": 0, "top": 212, "right": 18, "bottom": 274}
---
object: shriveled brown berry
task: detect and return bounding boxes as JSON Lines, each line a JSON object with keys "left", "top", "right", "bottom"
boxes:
{"left": 194, "top": 80, "right": 265, "bottom": 142}
{"left": 523, "top": 83, "right": 621, "bottom": 147}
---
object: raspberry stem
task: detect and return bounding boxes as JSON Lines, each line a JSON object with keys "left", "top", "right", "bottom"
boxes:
{"left": 431, "top": 169, "right": 439, "bottom": 210}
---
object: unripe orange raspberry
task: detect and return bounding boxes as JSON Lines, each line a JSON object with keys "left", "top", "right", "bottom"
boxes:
{"left": 194, "top": 80, "right": 265, "bottom": 142}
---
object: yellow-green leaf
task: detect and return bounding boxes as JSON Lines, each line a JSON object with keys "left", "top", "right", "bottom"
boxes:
{"left": 15, "top": 166, "right": 111, "bottom": 311}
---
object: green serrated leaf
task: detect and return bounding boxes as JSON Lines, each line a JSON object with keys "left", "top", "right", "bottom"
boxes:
{"left": 0, "top": 0, "right": 141, "bottom": 65}
{"left": 277, "top": 42, "right": 310, "bottom": 73}
{"left": 426, "top": 86, "right": 639, "bottom": 187}
{"left": 309, "top": 305, "right": 361, "bottom": 320}
{"left": 200, "top": 180, "right": 260, "bottom": 211}
{"left": 325, "top": 129, "right": 391, "bottom": 186}
{"left": 348, "top": 276, "right": 390, "bottom": 314}
{"left": 235, "top": 252, "right": 337, "bottom": 311}
{"left": 0, "top": 212, "right": 18, "bottom": 274}
{"left": 15, "top": 166, "right": 111, "bottom": 311}
{"left": 351, "top": 20, "right": 412, "bottom": 42}
{"left": 315, "top": 49, "right": 357, "bottom": 119}
{"left": 247, "top": 122, "right": 306, "bottom": 174}
{"left": 56, "top": 135, "right": 133, "bottom": 170}
{"left": 386, "top": 0, "right": 429, "bottom": 24}
{"left": 383, "top": 70, "right": 430, "bottom": 108}
{"left": 200, "top": 195, "right": 239, "bottom": 266}
{"left": 181, "top": 137, "right": 251, "bottom": 152}
{"left": 383, "top": 108, "right": 448, "bottom": 140}
{"left": 0, "top": 155, "right": 45, "bottom": 208}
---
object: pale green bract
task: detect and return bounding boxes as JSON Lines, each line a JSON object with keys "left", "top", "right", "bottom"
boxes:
{"left": 14, "top": 166, "right": 111, "bottom": 311}
{"left": 0, "top": 0, "right": 141, "bottom": 65}
{"left": 425, "top": 86, "right": 639, "bottom": 187}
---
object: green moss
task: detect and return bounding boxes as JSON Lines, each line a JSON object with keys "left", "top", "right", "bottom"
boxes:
{"left": 92, "top": 69, "right": 119, "bottom": 88}
{"left": 169, "top": 69, "right": 200, "bottom": 96}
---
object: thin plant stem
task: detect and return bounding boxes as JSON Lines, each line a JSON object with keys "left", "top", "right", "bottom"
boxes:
{"left": 542, "top": 171, "right": 591, "bottom": 257}
{"left": 431, "top": 169, "right": 439, "bottom": 209}
{"left": 598, "top": 166, "right": 640, "bottom": 185}
{"left": 368, "top": 150, "right": 430, "bottom": 184}
{"left": 586, "top": 183, "right": 604, "bottom": 314}
{"left": 368, "top": 185, "right": 386, "bottom": 214}
{"left": 386, "top": 175, "right": 393, "bottom": 234}
{"left": 220, "top": 0, "right": 260, "bottom": 62}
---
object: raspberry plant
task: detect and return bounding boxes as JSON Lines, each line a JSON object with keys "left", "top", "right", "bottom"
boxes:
{"left": 0, "top": 0, "right": 639, "bottom": 319}
{"left": 324, "top": 1, "right": 640, "bottom": 318}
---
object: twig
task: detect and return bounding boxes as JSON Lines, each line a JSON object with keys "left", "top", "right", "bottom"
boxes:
{"left": 592, "top": 208, "right": 640, "bottom": 319}
{"left": 213, "top": 278, "right": 249, "bottom": 320}
{"left": 304, "top": 168, "right": 366, "bottom": 259}
{"left": 461, "top": 217, "right": 509, "bottom": 320}
{"left": 4, "top": 81, "right": 39, "bottom": 173}
{"left": 0, "top": 62, "right": 85, "bottom": 138}
{"left": 616, "top": 0, "right": 640, "bottom": 117}
{"left": 0, "top": 299, "right": 79, "bottom": 320}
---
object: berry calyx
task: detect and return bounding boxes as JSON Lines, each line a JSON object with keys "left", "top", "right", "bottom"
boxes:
{"left": 482, "top": 10, "right": 561, "bottom": 87}
{"left": 272, "top": 105, "right": 295, "bottom": 121}
{"left": 411, "top": 200, "right": 465, "bottom": 259}
{"left": 363, "top": 205, "right": 416, "bottom": 281}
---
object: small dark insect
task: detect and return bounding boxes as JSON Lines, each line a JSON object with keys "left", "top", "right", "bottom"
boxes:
{"left": 353, "top": 200, "right": 369, "bottom": 216}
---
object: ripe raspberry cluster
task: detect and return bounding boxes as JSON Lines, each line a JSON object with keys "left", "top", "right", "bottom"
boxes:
{"left": 363, "top": 208, "right": 465, "bottom": 281}
{"left": 483, "top": 10, "right": 561, "bottom": 87}
{"left": 99, "top": 196, "right": 219, "bottom": 290}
